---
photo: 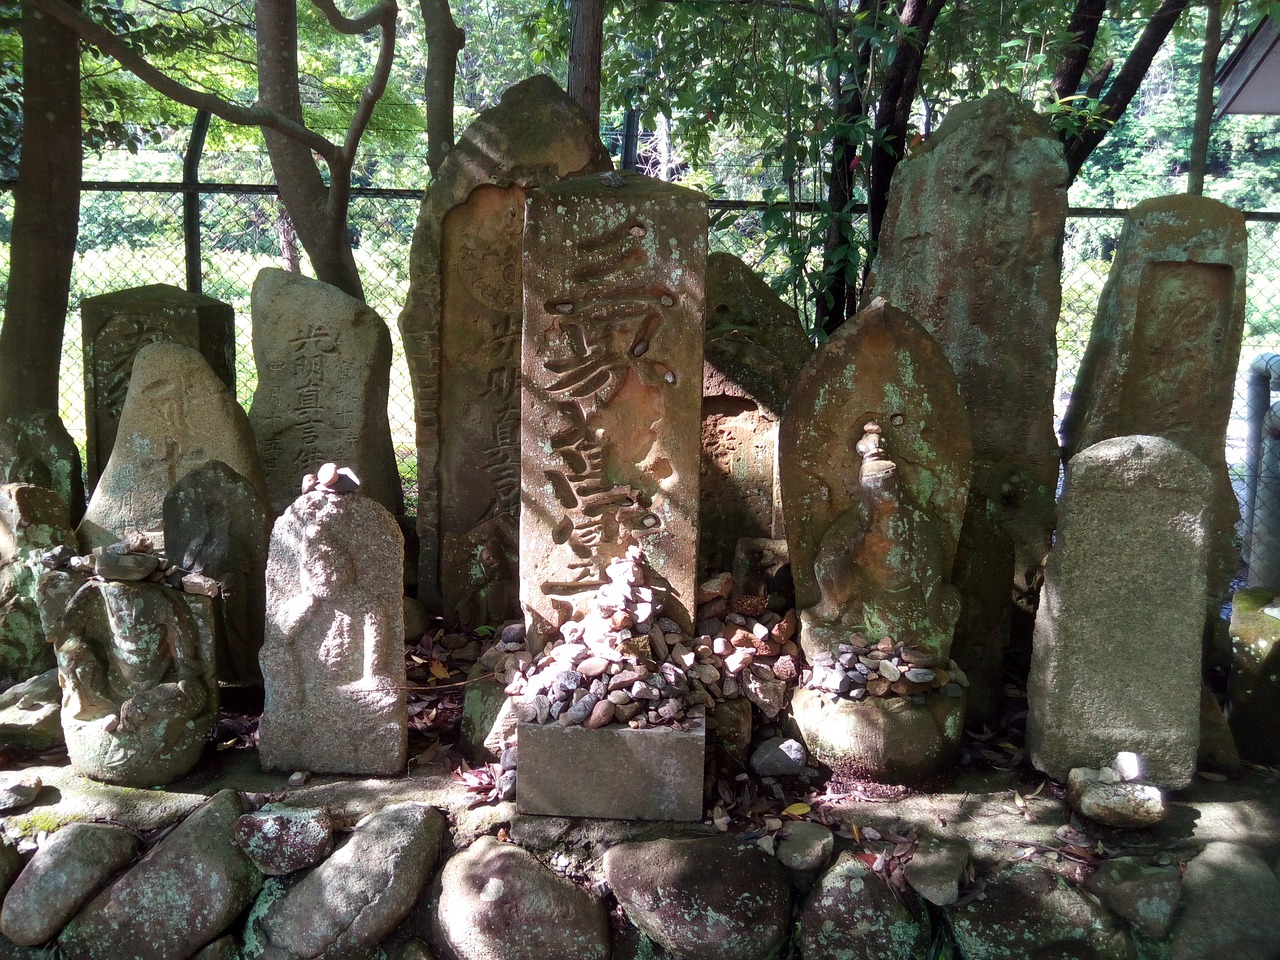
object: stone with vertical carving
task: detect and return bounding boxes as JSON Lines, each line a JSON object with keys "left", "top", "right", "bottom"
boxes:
{"left": 37, "top": 571, "right": 219, "bottom": 786}
{"left": 0, "top": 484, "right": 76, "bottom": 686}
{"left": 701, "top": 252, "right": 812, "bottom": 579}
{"left": 78, "top": 342, "right": 269, "bottom": 553}
{"left": 399, "top": 75, "right": 613, "bottom": 617}
{"left": 81, "top": 283, "right": 235, "bottom": 494}
{"left": 163, "top": 460, "right": 271, "bottom": 684}
{"left": 258, "top": 486, "right": 407, "bottom": 775}
{"left": 0, "top": 409, "right": 86, "bottom": 525}
{"left": 870, "top": 90, "right": 1069, "bottom": 719}
{"left": 520, "top": 171, "right": 708, "bottom": 650}
{"left": 1027, "top": 435, "right": 1209, "bottom": 789}
{"left": 780, "top": 297, "right": 971, "bottom": 666}
{"left": 249, "top": 268, "right": 401, "bottom": 518}
{"left": 1061, "top": 194, "right": 1247, "bottom": 607}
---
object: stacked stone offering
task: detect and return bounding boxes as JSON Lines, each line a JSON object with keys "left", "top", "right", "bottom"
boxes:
{"left": 493, "top": 548, "right": 803, "bottom": 729}
{"left": 806, "top": 636, "right": 970, "bottom": 703}
{"left": 41, "top": 531, "right": 223, "bottom": 599}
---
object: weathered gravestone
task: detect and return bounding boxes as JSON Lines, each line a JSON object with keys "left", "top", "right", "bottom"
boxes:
{"left": 81, "top": 283, "right": 235, "bottom": 493}
{"left": 781, "top": 298, "right": 972, "bottom": 783}
{"left": 701, "top": 252, "right": 812, "bottom": 578}
{"left": 258, "top": 482, "right": 407, "bottom": 775}
{"left": 1027, "top": 435, "right": 1209, "bottom": 789}
{"left": 870, "top": 90, "right": 1069, "bottom": 721}
{"left": 163, "top": 461, "right": 271, "bottom": 685}
{"left": 1060, "top": 195, "right": 1247, "bottom": 609}
{"left": 249, "top": 268, "right": 402, "bottom": 517}
{"left": 397, "top": 75, "right": 612, "bottom": 620}
{"left": 520, "top": 171, "right": 708, "bottom": 651}
{"left": 0, "top": 484, "right": 76, "bottom": 686}
{"left": 36, "top": 570, "right": 219, "bottom": 786}
{"left": 0, "top": 409, "right": 85, "bottom": 526}
{"left": 77, "top": 342, "right": 269, "bottom": 552}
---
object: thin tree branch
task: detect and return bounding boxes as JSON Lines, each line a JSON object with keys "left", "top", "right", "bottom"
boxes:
{"left": 310, "top": 0, "right": 396, "bottom": 35}
{"left": 26, "top": 0, "right": 337, "bottom": 159}
{"left": 339, "top": 0, "right": 398, "bottom": 160}
{"left": 1063, "top": 0, "right": 1190, "bottom": 178}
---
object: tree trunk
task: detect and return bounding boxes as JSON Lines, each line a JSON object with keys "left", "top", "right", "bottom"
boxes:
{"left": 568, "top": 0, "right": 604, "bottom": 129}
{"left": 0, "top": 0, "right": 82, "bottom": 419}
{"left": 1187, "top": 0, "right": 1222, "bottom": 196}
{"left": 1049, "top": 0, "right": 1108, "bottom": 103}
{"left": 256, "top": 0, "right": 364, "bottom": 299}
{"left": 817, "top": 75, "right": 866, "bottom": 335}
{"left": 420, "top": 0, "right": 464, "bottom": 175}
{"left": 1063, "top": 0, "right": 1190, "bottom": 180}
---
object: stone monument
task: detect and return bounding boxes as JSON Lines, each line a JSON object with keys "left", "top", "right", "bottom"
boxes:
{"left": 1060, "top": 194, "right": 1247, "bottom": 608}
{"left": 37, "top": 571, "right": 219, "bottom": 786}
{"left": 398, "top": 75, "right": 612, "bottom": 619}
{"left": 780, "top": 297, "right": 972, "bottom": 783}
{"left": 700, "top": 252, "right": 812, "bottom": 578}
{"left": 249, "top": 268, "right": 402, "bottom": 517}
{"left": 163, "top": 461, "right": 272, "bottom": 684}
{"left": 0, "top": 409, "right": 86, "bottom": 525}
{"left": 77, "top": 342, "right": 269, "bottom": 552}
{"left": 81, "top": 283, "right": 234, "bottom": 492}
{"left": 520, "top": 171, "right": 708, "bottom": 650}
{"left": 0, "top": 484, "right": 77, "bottom": 686}
{"left": 869, "top": 89, "right": 1069, "bottom": 719}
{"left": 258, "top": 473, "right": 407, "bottom": 775}
{"left": 1027, "top": 435, "right": 1209, "bottom": 789}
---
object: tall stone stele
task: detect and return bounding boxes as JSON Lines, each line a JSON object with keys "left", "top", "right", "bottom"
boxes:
{"left": 520, "top": 171, "right": 708, "bottom": 651}
{"left": 36, "top": 570, "right": 219, "bottom": 786}
{"left": 77, "top": 341, "right": 269, "bottom": 553}
{"left": 258, "top": 477, "right": 407, "bottom": 775}
{"left": 781, "top": 298, "right": 972, "bottom": 784}
{"left": 1060, "top": 194, "right": 1247, "bottom": 609}
{"left": 0, "top": 484, "right": 77, "bottom": 686}
{"left": 398, "top": 76, "right": 613, "bottom": 623}
{"left": 81, "top": 283, "right": 235, "bottom": 493}
{"left": 869, "top": 89, "right": 1069, "bottom": 721}
{"left": 700, "top": 252, "right": 813, "bottom": 578}
{"left": 1027, "top": 435, "right": 1209, "bottom": 789}
{"left": 249, "top": 268, "right": 402, "bottom": 517}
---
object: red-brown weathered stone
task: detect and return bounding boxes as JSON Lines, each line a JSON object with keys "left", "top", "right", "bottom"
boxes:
{"left": 780, "top": 298, "right": 971, "bottom": 666}
{"left": 397, "top": 76, "right": 612, "bottom": 617}
{"left": 520, "top": 172, "right": 707, "bottom": 650}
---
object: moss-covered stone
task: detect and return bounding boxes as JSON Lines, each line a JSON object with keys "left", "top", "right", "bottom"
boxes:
{"left": 800, "top": 851, "right": 929, "bottom": 960}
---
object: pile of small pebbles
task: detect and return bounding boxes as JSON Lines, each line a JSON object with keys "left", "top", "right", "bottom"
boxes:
{"left": 806, "top": 634, "right": 969, "bottom": 703}
{"left": 40, "top": 532, "right": 221, "bottom": 599}
{"left": 485, "top": 547, "right": 804, "bottom": 731}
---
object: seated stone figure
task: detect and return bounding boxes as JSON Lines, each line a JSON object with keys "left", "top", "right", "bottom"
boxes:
{"left": 806, "top": 423, "right": 961, "bottom": 665}
{"left": 37, "top": 571, "right": 217, "bottom": 786}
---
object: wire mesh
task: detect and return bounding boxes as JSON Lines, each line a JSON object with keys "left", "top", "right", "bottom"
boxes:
{"left": 3, "top": 180, "right": 1279, "bottom": 548}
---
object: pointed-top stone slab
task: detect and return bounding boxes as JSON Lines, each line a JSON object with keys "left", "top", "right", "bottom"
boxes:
{"left": 398, "top": 76, "right": 613, "bottom": 616}
{"left": 780, "top": 297, "right": 971, "bottom": 663}
{"left": 249, "top": 268, "right": 401, "bottom": 517}
{"left": 78, "top": 341, "right": 268, "bottom": 552}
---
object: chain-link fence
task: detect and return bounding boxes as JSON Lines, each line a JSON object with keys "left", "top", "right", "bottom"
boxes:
{"left": 2, "top": 182, "right": 1279, "bottom": 546}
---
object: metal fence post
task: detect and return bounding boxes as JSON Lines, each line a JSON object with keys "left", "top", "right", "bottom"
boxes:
{"left": 183, "top": 110, "right": 211, "bottom": 295}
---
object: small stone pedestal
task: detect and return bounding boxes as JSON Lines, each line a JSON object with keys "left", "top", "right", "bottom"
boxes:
{"left": 516, "top": 722, "right": 705, "bottom": 821}
{"left": 791, "top": 687, "right": 964, "bottom": 785}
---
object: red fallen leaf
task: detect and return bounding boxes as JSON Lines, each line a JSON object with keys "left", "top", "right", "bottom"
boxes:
{"left": 853, "top": 852, "right": 879, "bottom": 868}
{"left": 1061, "top": 844, "right": 1098, "bottom": 863}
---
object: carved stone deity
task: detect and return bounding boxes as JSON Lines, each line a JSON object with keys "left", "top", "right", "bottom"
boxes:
{"left": 37, "top": 572, "right": 218, "bottom": 786}
{"left": 808, "top": 423, "right": 961, "bottom": 663}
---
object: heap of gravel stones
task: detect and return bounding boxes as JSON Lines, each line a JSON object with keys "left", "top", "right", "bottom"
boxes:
{"left": 806, "top": 634, "right": 969, "bottom": 703}
{"left": 39, "top": 532, "right": 222, "bottom": 598}
{"left": 485, "top": 546, "right": 803, "bottom": 731}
